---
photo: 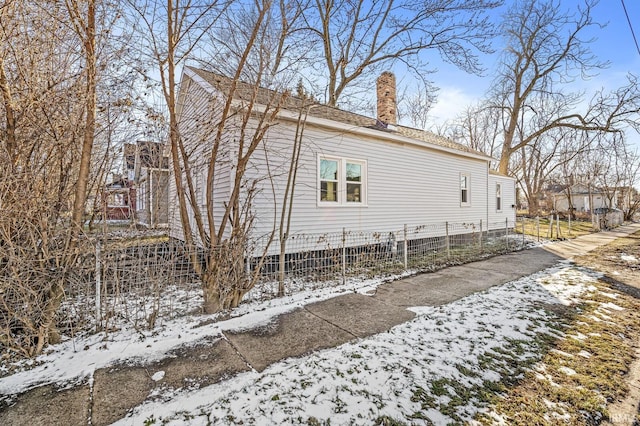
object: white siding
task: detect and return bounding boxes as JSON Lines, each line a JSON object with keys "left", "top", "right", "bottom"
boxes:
{"left": 170, "top": 72, "right": 233, "bottom": 243}
{"left": 247, "top": 120, "right": 490, "bottom": 243}
{"left": 488, "top": 174, "right": 516, "bottom": 228}
{"left": 554, "top": 192, "right": 610, "bottom": 212}
{"left": 173, "top": 71, "right": 524, "bottom": 255}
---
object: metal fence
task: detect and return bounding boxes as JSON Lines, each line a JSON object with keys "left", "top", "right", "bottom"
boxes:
{"left": 250, "top": 219, "right": 523, "bottom": 286}
{"left": 59, "top": 235, "right": 202, "bottom": 337}
{"left": 57, "top": 219, "right": 530, "bottom": 338}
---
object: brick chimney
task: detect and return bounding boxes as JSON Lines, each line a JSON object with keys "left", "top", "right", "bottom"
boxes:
{"left": 376, "top": 72, "right": 397, "bottom": 127}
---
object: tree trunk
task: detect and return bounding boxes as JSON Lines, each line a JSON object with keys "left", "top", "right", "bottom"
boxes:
{"left": 0, "top": 58, "right": 17, "bottom": 166}
{"left": 498, "top": 144, "right": 511, "bottom": 175}
{"left": 70, "top": 0, "right": 96, "bottom": 233}
{"left": 36, "top": 279, "right": 65, "bottom": 355}
{"left": 528, "top": 195, "right": 540, "bottom": 217}
{"left": 202, "top": 272, "right": 222, "bottom": 314}
{"left": 278, "top": 243, "right": 286, "bottom": 297}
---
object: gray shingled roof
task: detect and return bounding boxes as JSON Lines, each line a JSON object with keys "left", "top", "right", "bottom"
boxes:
{"left": 187, "top": 67, "right": 489, "bottom": 158}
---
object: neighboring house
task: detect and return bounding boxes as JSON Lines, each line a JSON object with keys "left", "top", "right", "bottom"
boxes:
{"left": 124, "top": 141, "right": 170, "bottom": 228}
{"left": 172, "top": 67, "right": 516, "bottom": 252}
{"left": 101, "top": 174, "right": 134, "bottom": 221}
{"left": 550, "top": 183, "right": 614, "bottom": 213}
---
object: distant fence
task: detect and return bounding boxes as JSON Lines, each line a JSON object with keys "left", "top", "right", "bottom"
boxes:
{"left": 516, "top": 212, "right": 621, "bottom": 241}
{"left": 56, "top": 219, "right": 531, "bottom": 338}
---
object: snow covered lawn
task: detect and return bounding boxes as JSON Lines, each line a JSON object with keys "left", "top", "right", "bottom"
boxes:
{"left": 113, "top": 263, "right": 623, "bottom": 425}
{"left": 3, "top": 258, "right": 639, "bottom": 425}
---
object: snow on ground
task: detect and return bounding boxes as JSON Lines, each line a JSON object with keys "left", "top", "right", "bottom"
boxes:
{"left": 102, "top": 262, "right": 601, "bottom": 426}
{"left": 0, "top": 257, "right": 606, "bottom": 425}
{"left": 0, "top": 273, "right": 407, "bottom": 397}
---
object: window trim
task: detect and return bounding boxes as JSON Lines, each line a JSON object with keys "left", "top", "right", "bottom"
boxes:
{"left": 496, "top": 182, "right": 502, "bottom": 212}
{"left": 317, "top": 155, "right": 367, "bottom": 207}
{"left": 460, "top": 173, "right": 471, "bottom": 207}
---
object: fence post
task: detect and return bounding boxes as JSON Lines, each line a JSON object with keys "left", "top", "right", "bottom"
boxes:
{"left": 95, "top": 241, "right": 101, "bottom": 332}
{"left": 568, "top": 214, "right": 572, "bottom": 237}
{"left": 536, "top": 216, "right": 540, "bottom": 242}
{"left": 403, "top": 224, "right": 408, "bottom": 270}
{"left": 521, "top": 218, "right": 525, "bottom": 246}
{"left": 479, "top": 219, "right": 483, "bottom": 253}
{"left": 556, "top": 214, "right": 561, "bottom": 238}
{"left": 548, "top": 214, "right": 553, "bottom": 238}
{"left": 445, "top": 221, "right": 450, "bottom": 259}
{"left": 342, "top": 227, "right": 346, "bottom": 285}
{"left": 505, "top": 218, "right": 509, "bottom": 251}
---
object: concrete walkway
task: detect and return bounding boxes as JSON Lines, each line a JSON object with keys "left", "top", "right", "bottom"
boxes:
{"left": 2, "top": 223, "right": 640, "bottom": 425}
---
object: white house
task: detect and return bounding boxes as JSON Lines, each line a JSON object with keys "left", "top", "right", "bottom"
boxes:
{"left": 551, "top": 183, "right": 614, "bottom": 213}
{"left": 171, "top": 67, "right": 516, "bottom": 255}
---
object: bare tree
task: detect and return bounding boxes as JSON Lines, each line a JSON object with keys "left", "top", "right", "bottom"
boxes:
{"left": 617, "top": 150, "right": 640, "bottom": 221}
{"left": 451, "top": 102, "right": 503, "bottom": 159}
{"left": 516, "top": 123, "right": 596, "bottom": 216}
{"left": 590, "top": 135, "right": 640, "bottom": 220}
{"left": 66, "top": 0, "right": 97, "bottom": 237}
{"left": 492, "top": 0, "right": 640, "bottom": 175}
{"left": 303, "top": 0, "right": 501, "bottom": 108}
{"left": 0, "top": 0, "right": 123, "bottom": 356}
{"left": 400, "top": 82, "right": 438, "bottom": 130}
{"left": 128, "top": 0, "right": 308, "bottom": 313}
{"left": 275, "top": 95, "right": 314, "bottom": 297}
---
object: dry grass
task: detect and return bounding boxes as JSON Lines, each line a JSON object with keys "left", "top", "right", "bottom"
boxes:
{"left": 474, "top": 231, "right": 640, "bottom": 425}
{"left": 474, "top": 281, "right": 640, "bottom": 425}
{"left": 515, "top": 218, "right": 595, "bottom": 240}
{"left": 574, "top": 232, "right": 640, "bottom": 290}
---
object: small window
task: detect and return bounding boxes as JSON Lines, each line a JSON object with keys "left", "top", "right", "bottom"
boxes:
{"left": 460, "top": 173, "right": 470, "bottom": 206}
{"left": 496, "top": 183, "right": 502, "bottom": 212}
{"left": 318, "top": 156, "right": 366, "bottom": 205}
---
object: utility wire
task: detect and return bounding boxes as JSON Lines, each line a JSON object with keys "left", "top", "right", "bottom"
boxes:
{"left": 621, "top": 0, "right": 640, "bottom": 56}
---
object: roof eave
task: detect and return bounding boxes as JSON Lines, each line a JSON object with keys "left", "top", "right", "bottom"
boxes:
{"left": 273, "top": 107, "right": 494, "bottom": 163}
{"left": 187, "top": 67, "right": 494, "bottom": 163}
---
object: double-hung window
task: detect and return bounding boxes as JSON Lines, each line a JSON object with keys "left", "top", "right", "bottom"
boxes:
{"left": 460, "top": 173, "right": 470, "bottom": 206}
{"left": 320, "top": 159, "right": 339, "bottom": 202}
{"left": 496, "top": 183, "right": 502, "bottom": 212}
{"left": 319, "top": 156, "right": 366, "bottom": 205}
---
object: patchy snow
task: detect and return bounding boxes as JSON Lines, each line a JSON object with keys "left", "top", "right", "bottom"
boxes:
{"left": 558, "top": 366, "right": 577, "bottom": 376}
{"left": 105, "top": 265, "right": 598, "bottom": 425}
{"left": 0, "top": 274, "right": 394, "bottom": 397}
{"left": 0, "top": 261, "right": 613, "bottom": 425}
{"left": 550, "top": 349, "right": 574, "bottom": 358}
{"left": 601, "top": 302, "right": 624, "bottom": 311}
{"left": 620, "top": 254, "right": 638, "bottom": 263}
{"left": 151, "top": 371, "right": 165, "bottom": 382}
{"left": 578, "top": 350, "right": 592, "bottom": 359}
